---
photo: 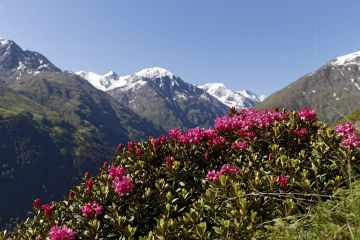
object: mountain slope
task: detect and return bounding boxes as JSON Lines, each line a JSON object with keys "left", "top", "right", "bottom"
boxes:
{"left": 258, "top": 49, "right": 360, "bottom": 123}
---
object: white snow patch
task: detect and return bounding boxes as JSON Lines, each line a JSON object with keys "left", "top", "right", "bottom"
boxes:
{"left": 331, "top": 50, "right": 360, "bottom": 66}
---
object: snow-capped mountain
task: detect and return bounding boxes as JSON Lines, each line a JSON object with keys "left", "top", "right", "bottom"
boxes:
{"left": 199, "top": 83, "right": 265, "bottom": 110}
{"left": 78, "top": 67, "right": 264, "bottom": 109}
{"left": 76, "top": 67, "right": 176, "bottom": 91}
{"left": 77, "top": 67, "right": 228, "bottom": 130}
{"left": 330, "top": 49, "right": 360, "bottom": 66}
{"left": 0, "top": 38, "right": 60, "bottom": 83}
{"left": 259, "top": 48, "right": 360, "bottom": 123}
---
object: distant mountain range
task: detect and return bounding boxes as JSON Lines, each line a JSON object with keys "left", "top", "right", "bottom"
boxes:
{"left": 77, "top": 68, "right": 264, "bottom": 130}
{"left": 259, "top": 49, "right": 360, "bottom": 123}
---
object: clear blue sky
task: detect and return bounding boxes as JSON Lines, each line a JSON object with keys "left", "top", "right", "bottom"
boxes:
{"left": 1, "top": 0, "right": 360, "bottom": 95}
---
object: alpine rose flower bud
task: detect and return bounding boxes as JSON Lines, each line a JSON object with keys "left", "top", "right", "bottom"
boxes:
{"left": 42, "top": 203, "right": 55, "bottom": 217}
{"left": 86, "top": 179, "right": 94, "bottom": 191}
{"left": 33, "top": 198, "right": 40, "bottom": 210}
{"left": 114, "top": 176, "right": 134, "bottom": 196}
{"left": 206, "top": 170, "right": 222, "bottom": 181}
{"left": 48, "top": 225, "right": 75, "bottom": 240}
{"left": 274, "top": 175, "right": 288, "bottom": 189}
{"left": 117, "top": 143, "right": 124, "bottom": 151}
{"left": 165, "top": 156, "right": 174, "bottom": 168}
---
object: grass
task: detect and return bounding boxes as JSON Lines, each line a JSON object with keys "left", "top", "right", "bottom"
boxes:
{"left": 267, "top": 180, "right": 360, "bottom": 239}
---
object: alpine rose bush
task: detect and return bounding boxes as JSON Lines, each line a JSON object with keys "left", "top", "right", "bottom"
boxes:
{"left": 5, "top": 108, "right": 360, "bottom": 239}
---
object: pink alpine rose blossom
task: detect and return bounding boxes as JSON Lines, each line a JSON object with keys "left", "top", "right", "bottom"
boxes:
{"left": 297, "top": 108, "right": 317, "bottom": 122}
{"left": 114, "top": 176, "right": 134, "bottom": 196}
{"left": 82, "top": 201, "right": 103, "bottom": 217}
{"left": 220, "top": 164, "right": 239, "bottom": 174}
{"left": 108, "top": 165, "right": 126, "bottom": 178}
{"left": 48, "top": 225, "right": 75, "bottom": 240}
{"left": 206, "top": 170, "right": 222, "bottom": 181}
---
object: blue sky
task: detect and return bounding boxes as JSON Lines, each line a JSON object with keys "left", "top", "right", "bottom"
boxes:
{"left": 1, "top": 0, "right": 360, "bottom": 95}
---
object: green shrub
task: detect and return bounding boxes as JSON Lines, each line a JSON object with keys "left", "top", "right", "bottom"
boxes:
{"left": 4, "top": 108, "right": 360, "bottom": 239}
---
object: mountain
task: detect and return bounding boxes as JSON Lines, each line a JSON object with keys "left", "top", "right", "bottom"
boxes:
{"left": 198, "top": 83, "right": 265, "bottom": 110}
{"left": 258, "top": 49, "right": 360, "bottom": 124}
{"left": 78, "top": 67, "right": 229, "bottom": 130}
{"left": 0, "top": 39, "right": 163, "bottom": 227}
{"left": 0, "top": 39, "right": 60, "bottom": 83}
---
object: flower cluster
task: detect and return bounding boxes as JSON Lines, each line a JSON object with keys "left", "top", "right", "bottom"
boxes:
{"left": 297, "top": 108, "right": 317, "bottom": 122}
{"left": 169, "top": 127, "right": 225, "bottom": 145}
{"left": 48, "top": 225, "right": 75, "bottom": 240}
{"left": 82, "top": 201, "right": 103, "bottom": 217}
{"left": 108, "top": 164, "right": 126, "bottom": 178}
{"left": 114, "top": 176, "right": 134, "bottom": 196}
{"left": 220, "top": 164, "right": 239, "bottom": 174}
{"left": 214, "top": 108, "right": 286, "bottom": 132}
{"left": 206, "top": 170, "right": 222, "bottom": 181}
{"left": 335, "top": 123, "right": 360, "bottom": 149}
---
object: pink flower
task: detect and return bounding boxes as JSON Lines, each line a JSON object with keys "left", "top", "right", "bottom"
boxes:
{"left": 42, "top": 203, "right": 55, "bottom": 217}
{"left": 274, "top": 175, "right": 288, "bottom": 189}
{"left": 169, "top": 128, "right": 182, "bottom": 140}
{"left": 206, "top": 170, "right": 222, "bottom": 181}
{"left": 165, "top": 156, "right": 174, "bottom": 168}
{"left": 82, "top": 201, "right": 103, "bottom": 217}
{"left": 293, "top": 128, "right": 309, "bottom": 137}
{"left": 114, "top": 176, "right": 134, "bottom": 196}
{"left": 220, "top": 164, "right": 239, "bottom": 174}
{"left": 108, "top": 165, "right": 126, "bottom": 178}
{"left": 335, "top": 123, "right": 360, "bottom": 149}
{"left": 297, "top": 108, "right": 317, "bottom": 122}
{"left": 48, "top": 225, "right": 75, "bottom": 240}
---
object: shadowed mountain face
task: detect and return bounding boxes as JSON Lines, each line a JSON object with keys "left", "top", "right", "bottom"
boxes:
{"left": 258, "top": 50, "right": 360, "bottom": 124}
{"left": 0, "top": 40, "right": 164, "bottom": 227}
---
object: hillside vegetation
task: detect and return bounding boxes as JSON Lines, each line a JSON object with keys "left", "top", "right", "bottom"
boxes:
{"left": 3, "top": 108, "right": 360, "bottom": 239}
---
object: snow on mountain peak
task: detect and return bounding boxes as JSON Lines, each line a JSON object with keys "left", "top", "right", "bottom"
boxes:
{"left": 0, "top": 38, "right": 11, "bottom": 45}
{"left": 134, "top": 67, "right": 175, "bottom": 79}
{"left": 199, "top": 83, "right": 264, "bottom": 110}
{"left": 330, "top": 49, "right": 360, "bottom": 66}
